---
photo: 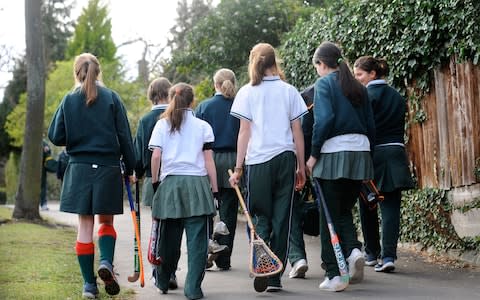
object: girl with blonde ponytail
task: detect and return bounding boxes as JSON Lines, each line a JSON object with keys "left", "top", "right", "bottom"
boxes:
{"left": 149, "top": 83, "right": 218, "bottom": 299}
{"left": 229, "top": 43, "right": 308, "bottom": 292}
{"left": 195, "top": 68, "right": 240, "bottom": 270}
{"left": 48, "top": 52, "right": 135, "bottom": 298}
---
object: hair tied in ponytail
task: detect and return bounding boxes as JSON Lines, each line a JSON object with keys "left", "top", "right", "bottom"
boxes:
{"left": 337, "top": 57, "right": 344, "bottom": 64}
{"left": 175, "top": 87, "right": 182, "bottom": 96}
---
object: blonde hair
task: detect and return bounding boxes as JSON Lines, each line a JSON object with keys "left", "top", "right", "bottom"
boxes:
{"left": 213, "top": 68, "right": 237, "bottom": 99}
{"left": 162, "top": 83, "right": 194, "bottom": 134}
{"left": 73, "top": 53, "right": 102, "bottom": 106}
{"left": 248, "top": 43, "right": 285, "bottom": 86}
{"left": 147, "top": 77, "right": 172, "bottom": 104}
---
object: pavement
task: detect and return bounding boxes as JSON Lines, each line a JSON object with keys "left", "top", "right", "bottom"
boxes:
{"left": 40, "top": 201, "right": 480, "bottom": 300}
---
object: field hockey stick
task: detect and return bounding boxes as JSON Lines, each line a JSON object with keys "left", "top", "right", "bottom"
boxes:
{"left": 228, "top": 169, "right": 283, "bottom": 292}
{"left": 125, "top": 178, "right": 145, "bottom": 287}
{"left": 127, "top": 181, "right": 141, "bottom": 282}
{"left": 312, "top": 178, "right": 349, "bottom": 283}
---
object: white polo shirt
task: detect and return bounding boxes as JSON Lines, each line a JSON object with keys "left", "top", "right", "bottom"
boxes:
{"left": 230, "top": 76, "right": 308, "bottom": 165}
{"left": 148, "top": 109, "right": 214, "bottom": 181}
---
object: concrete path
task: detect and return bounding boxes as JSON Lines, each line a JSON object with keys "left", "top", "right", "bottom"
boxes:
{"left": 41, "top": 202, "right": 480, "bottom": 300}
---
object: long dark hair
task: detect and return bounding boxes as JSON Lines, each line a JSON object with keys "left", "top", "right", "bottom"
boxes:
{"left": 312, "top": 41, "right": 365, "bottom": 105}
{"left": 354, "top": 56, "right": 389, "bottom": 79}
{"left": 162, "top": 83, "right": 194, "bottom": 134}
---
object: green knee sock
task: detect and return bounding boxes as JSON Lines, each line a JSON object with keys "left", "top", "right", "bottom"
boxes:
{"left": 75, "top": 241, "right": 95, "bottom": 283}
{"left": 98, "top": 224, "right": 117, "bottom": 263}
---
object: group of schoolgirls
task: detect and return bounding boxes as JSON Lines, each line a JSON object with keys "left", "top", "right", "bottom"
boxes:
{"left": 48, "top": 38, "right": 413, "bottom": 299}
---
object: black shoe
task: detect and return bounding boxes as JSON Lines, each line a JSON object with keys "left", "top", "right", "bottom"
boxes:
{"left": 253, "top": 277, "right": 268, "bottom": 292}
{"left": 169, "top": 274, "right": 178, "bottom": 290}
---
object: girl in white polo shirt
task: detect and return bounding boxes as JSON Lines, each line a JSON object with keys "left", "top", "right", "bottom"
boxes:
{"left": 229, "top": 43, "right": 307, "bottom": 292}
{"left": 149, "top": 83, "right": 218, "bottom": 300}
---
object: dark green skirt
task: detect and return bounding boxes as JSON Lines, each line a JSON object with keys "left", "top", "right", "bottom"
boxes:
{"left": 141, "top": 176, "right": 154, "bottom": 207}
{"left": 213, "top": 151, "right": 236, "bottom": 189}
{"left": 373, "top": 145, "right": 414, "bottom": 192}
{"left": 312, "top": 151, "right": 374, "bottom": 180}
{"left": 152, "top": 175, "right": 216, "bottom": 219}
{"left": 60, "top": 162, "right": 123, "bottom": 215}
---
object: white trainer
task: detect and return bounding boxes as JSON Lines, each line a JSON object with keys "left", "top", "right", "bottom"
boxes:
{"left": 288, "top": 258, "right": 308, "bottom": 278}
{"left": 347, "top": 248, "right": 365, "bottom": 284}
{"left": 208, "top": 239, "right": 228, "bottom": 254}
{"left": 318, "top": 276, "right": 348, "bottom": 292}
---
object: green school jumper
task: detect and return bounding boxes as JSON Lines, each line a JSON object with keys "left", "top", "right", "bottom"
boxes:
{"left": 359, "top": 82, "right": 414, "bottom": 262}
{"left": 311, "top": 72, "right": 375, "bottom": 279}
{"left": 134, "top": 104, "right": 167, "bottom": 206}
{"left": 48, "top": 85, "right": 136, "bottom": 215}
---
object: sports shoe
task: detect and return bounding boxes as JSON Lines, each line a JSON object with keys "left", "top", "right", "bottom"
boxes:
{"left": 347, "top": 248, "right": 365, "bottom": 284}
{"left": 213, "top": 221, "right": 230, "bottom": 236}
{"left": 253, "top": 277, "right": 268, "bottom": 292}
{"left": 374, "top": 259, "right": 395, "bottom": 273}
{"left": 318, "top": 276, "right": 348, "bottom": 292}
{"left": 289, "top": 258, "right": 308, "bottom": 278}
{"left": 40, "top": 204, "right": 49, "bottom": 211}
{"left": 168, "top": 273, "right": 178, "bottom": 290}
{"left": 365, "top": 254, "right": 378, "bottom": 266}
{"left": 97, "top": 260, "right": 120, "bottom": 295}
{"left": 82, "top": 281, "right": 99, "bottom": 299}
{"left": 208, "top": 239, "right": 228, "bottom": 254}
{"left": 266, "top": 285, "right": 282, "bottom": 292}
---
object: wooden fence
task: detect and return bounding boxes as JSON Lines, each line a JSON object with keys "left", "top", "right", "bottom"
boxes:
{"left": 407, "top": 57, "right": 480, "bottom": 189}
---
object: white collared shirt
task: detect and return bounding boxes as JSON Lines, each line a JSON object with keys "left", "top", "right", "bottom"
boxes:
{"left": 148, "top": 109, "right": 214, "bottom": 181}
{"left": 231, "top": 75, "right": 308, "bottom": 165}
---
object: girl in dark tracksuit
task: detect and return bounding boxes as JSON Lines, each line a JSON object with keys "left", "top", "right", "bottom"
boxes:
{"left": 354, "top": 56, "right": 414, "bottom": 272}
{"left": 149, "top": 83, "right": 218, "bottom": 300}
{"left": 229, "top": 43, "right": 307, "bottom": 292}
{"left": 195, "top": 68, "right": 240, "bottom": 270}
{"left": 307, "top": 42, "right": 375, "bottom": 292}
{"left": 48, "top": 53, "right": 135, "bottom": 298}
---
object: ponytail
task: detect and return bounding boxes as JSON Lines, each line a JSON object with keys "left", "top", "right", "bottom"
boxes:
{"left": 213, "top": 68, "right": 237, "bottom": 99}
{"left": 248, "top": 43, "right": 285, "bottom": 86}
{"left": 354, "top": 56, "right": 389, "bottom": 79}
{"left": 162, "top": 83, "right": 194, "bottom": 134}
{"left": 313, "top": 42, "right": 365, "bottom": 106}
{"left": 74, "top": 53, "right": 101, "bottom": 106}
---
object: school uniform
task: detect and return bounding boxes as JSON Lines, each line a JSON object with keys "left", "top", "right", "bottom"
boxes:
{"left": 134, "top": 104, "right": 168, "bottom": 206}
{"left": 288, "top": 85, "right": 314, "bottom": 273}
{"left": 148, "top": 109, "right": 216, "bottom": 299}
{"left": 359, "top": 80, "right": 414, "bottom": 263}
{"left": 231, "top": 75, "right": 308, "bottom": 288}
{"left": 311, "top": 71, "right": 375, "bottom": 279}
{"left": 195, "top": 93, "right": 240, "bottom": 269}
{"left": 48, "top": 85, "right": 135, "bottom": 215}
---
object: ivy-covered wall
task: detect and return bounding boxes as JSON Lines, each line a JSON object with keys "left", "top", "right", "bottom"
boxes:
{"left": 280, "top": 0, "right": 480, "bottom": 252}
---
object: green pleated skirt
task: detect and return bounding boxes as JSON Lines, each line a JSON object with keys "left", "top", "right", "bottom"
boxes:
{"left": 312, "top": 151, "right": 374, "bottom": 181}
{"left": 152, "top": 175, "right": 216, "bottom": 219}
{"left": 373, "top": 145, "right": 414, "bottom": 192}
{"left": 213, "top": 151, "right": 236, "bottom": 189}
{"left": 60, "top": 162, "right": 124, "bottom": 215}
{"left": 141, "top": 176, "right": 154, "bottom": 207}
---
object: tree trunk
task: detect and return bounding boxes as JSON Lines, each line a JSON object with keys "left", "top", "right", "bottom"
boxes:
{"left": 12, "top": 0, "right": 46, "bottom": 220}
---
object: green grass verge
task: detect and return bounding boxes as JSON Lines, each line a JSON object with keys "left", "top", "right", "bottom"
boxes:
{"left": 0, "top": 206, "right": 135, "bottom": 299}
